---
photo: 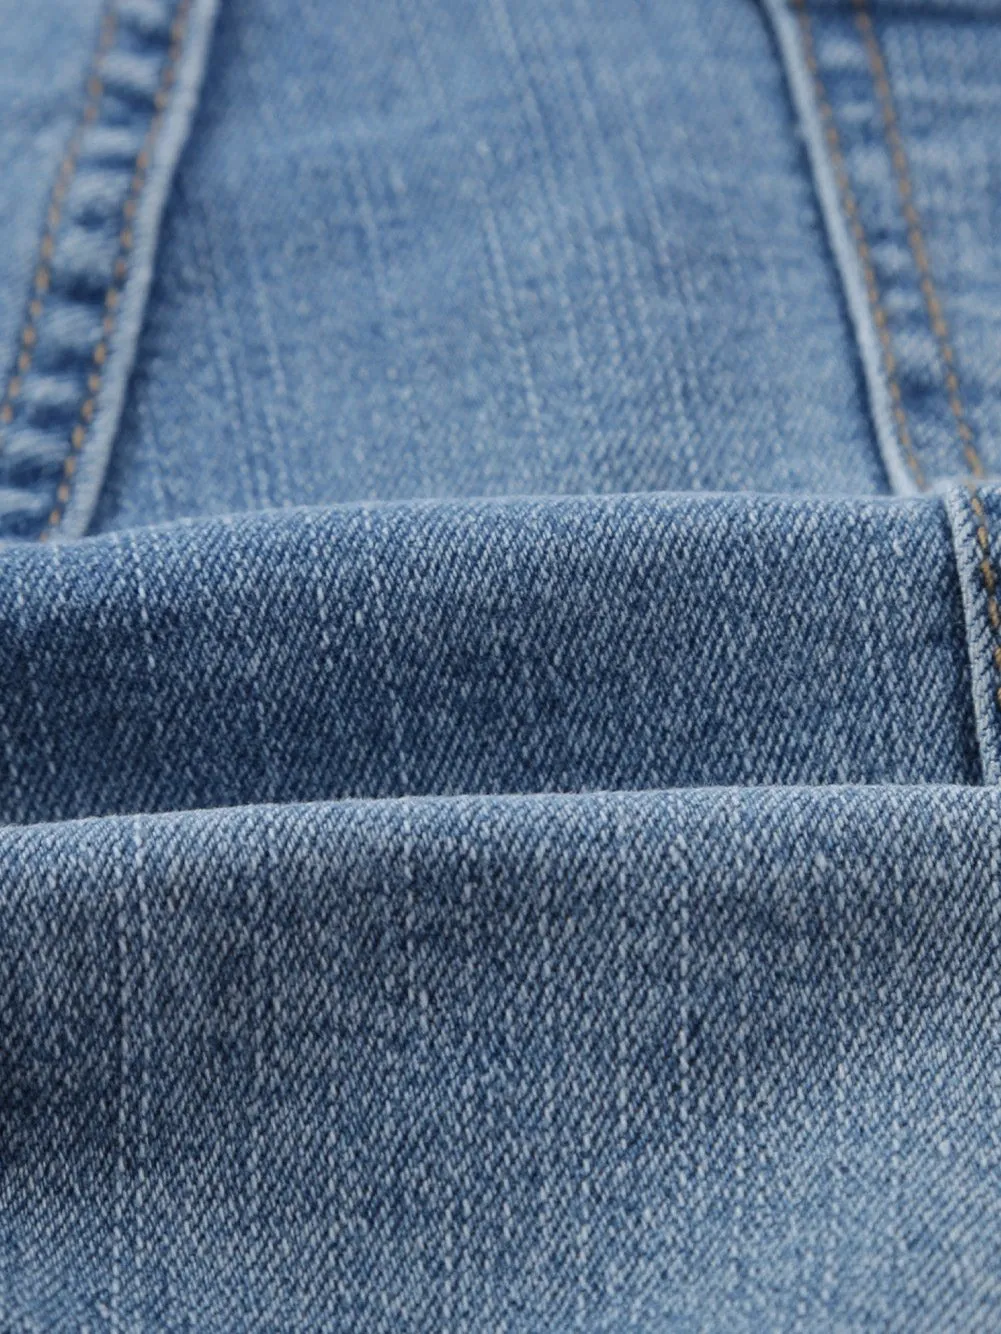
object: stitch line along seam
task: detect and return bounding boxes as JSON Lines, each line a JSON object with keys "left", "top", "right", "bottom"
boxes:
{"left": 852, "top": 0, "right": 985, "bottom": 481}
{"left": 790, "top": 0, "right": 924, "bottom": 490}
{"left": 41, "top": 0, "right": 195, "bottom": 541}
{"left": 969, "top": 489, "right": 1001, "bottom": 715}
{"left": 848, "top": 3, "right": 1001, "bottom": 721}
{"left": 0, "top": 6, "right": 117, "bottom": 445}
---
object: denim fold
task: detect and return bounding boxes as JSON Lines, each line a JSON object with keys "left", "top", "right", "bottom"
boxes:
{"left": 3, "top": 0, "right": 1001, "bottom": 1325}
{"left": 0, "top": 490, "right": 982, "bottom": 827}
{"left": 3, "top": 785, "right": 1000, "bottom": 1328}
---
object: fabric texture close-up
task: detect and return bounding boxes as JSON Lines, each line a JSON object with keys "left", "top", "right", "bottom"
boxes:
{"left": 1, "top": 0, "right": 1001, "bottom": 1328}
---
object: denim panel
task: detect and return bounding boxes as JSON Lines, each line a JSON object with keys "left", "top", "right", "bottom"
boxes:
{"left": 0, "top": 0, "right": 219, "bottom": 543}
{"left": 0, "top": 0, "right": 105, "bottom": 428}
{"left": 0, "top": 491, "right": 979, "bottom": 826}
{"left": 89, "top": 0, "right": 886, "bottom": 533}
{"left": 875, "top": 9, "right": 1001, "bottom": 480}
{"left": 2, "top": 786, "right": 1000, "bottom": 1327}
{"left": 773, "top": 0, "right": 1001, "bottom": 491}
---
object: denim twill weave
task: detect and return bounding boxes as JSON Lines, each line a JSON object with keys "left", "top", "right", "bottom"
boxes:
{"left": 4, "top": 787, "right": 1001, "bottom": 1329}
{"left": 2, "top": 0, "right": 1001, "bottom": 1327}
{"left": 0, "top": 491, "right": 981, "bottom": 826}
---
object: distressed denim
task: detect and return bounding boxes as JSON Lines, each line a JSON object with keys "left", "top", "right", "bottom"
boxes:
{"left": 2, "top": 0, "right": 1001, "bottom": 1329}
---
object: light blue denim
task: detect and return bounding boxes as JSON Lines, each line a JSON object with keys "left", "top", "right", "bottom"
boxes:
{"left": 2, "top": 0, "right": 1001, "bottom": 1328}
{"left": 5, "top": 788, "right": 1001, "bottom": 1329}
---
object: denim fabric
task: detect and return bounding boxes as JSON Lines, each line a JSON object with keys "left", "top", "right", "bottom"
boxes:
{"left": 2, "top": 0, "right": 1001, "bottom": 1327}
{"left": 766, "top": 0, "right": 1001, "bottom": 492}
{"left": 848, "top": 4, "right": 1001, "bottom": 479}
{"left": 4, "top": 787, "right": 1001, "bottom": 1329}
{"left": 0, "top": 491, "right": 981, "bottom": 825}
{"left": 88, "top": 0, "right": 890, "bottom": 531}
{"left": 0, "top": 0, "right": 217, "bottom": 541}
{"left": 947, "top": 484, "right": 1001, "bottom": 784}
{"left": 0, "top": 0, "right": 104, "bottom": 411}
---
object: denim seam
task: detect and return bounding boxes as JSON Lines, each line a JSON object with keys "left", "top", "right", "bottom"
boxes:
{"left": 0, "top": 0, "right": 219, "bottom": 543}
{"left": 851, "top": 4, "right": 999, "bottom": 774}
{"left": 48, "top": 0, "right": 197, "bottom": 541}
{"left": 0, "top": 8, "right": 118, "bottom": 441}
{"left": 762, "top": 0, "right": 923, "bottom": 495}
{"left": 970, "top": 489, "right": 1001, "bottom": 778}
{"left": 968, "top": 493, "right": 1001, "bottom": 701}
{"left": 946, "top": 486, "right": 1001, "bottom": 783}
{"left": 852, "top": 0, "right": 985, "bottom": 483}
{"left": 770, "top": 0, "right": 1000, "bottom": 773}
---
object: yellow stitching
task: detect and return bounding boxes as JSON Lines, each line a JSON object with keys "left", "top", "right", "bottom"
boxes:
{"left": 791, "top": 0, "right": 924, "bottom": 489}
{"left": 849, "top": 2, "right": 999, "bottom": 714}
{"left": 853, "top": 1, "right": 985, "bottom": 479}
{"left": 42, "top": 0, "right": 194, "bottom": 540}
{"left": 0, "top": 8, "right": 117, "bottom": 453}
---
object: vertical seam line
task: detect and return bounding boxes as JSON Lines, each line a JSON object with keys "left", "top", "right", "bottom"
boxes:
{"left": 0, "top": 6, "right": 117, "bottom": 443}
{"left": 969, "top": 489, "right": 1001, "bottom": 715}
{"left": 41, "top": 0, "right": 196, "bottom": 540}
{"left": 790, "top": 0, "right": 924, "bottom": 490}
{"left": 848, "top": 3, "right": 1001, "bottom": 728}
{"left": 852, "top": 0, "right": 985, "bottom": 481}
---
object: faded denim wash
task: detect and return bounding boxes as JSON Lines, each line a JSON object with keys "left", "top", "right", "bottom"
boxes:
{"left": 2, "top": 0, "right": 1001, "bottom": 1328}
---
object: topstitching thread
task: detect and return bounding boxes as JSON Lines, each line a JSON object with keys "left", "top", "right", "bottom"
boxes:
{"left": 42, "top": 0, "right": 195, "bottom": 540}
{"left": 790, "top": 0, "right": 924, "bottom": 490}
{"left": 0, "top": 8, "right": 117, "bottom": 445}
